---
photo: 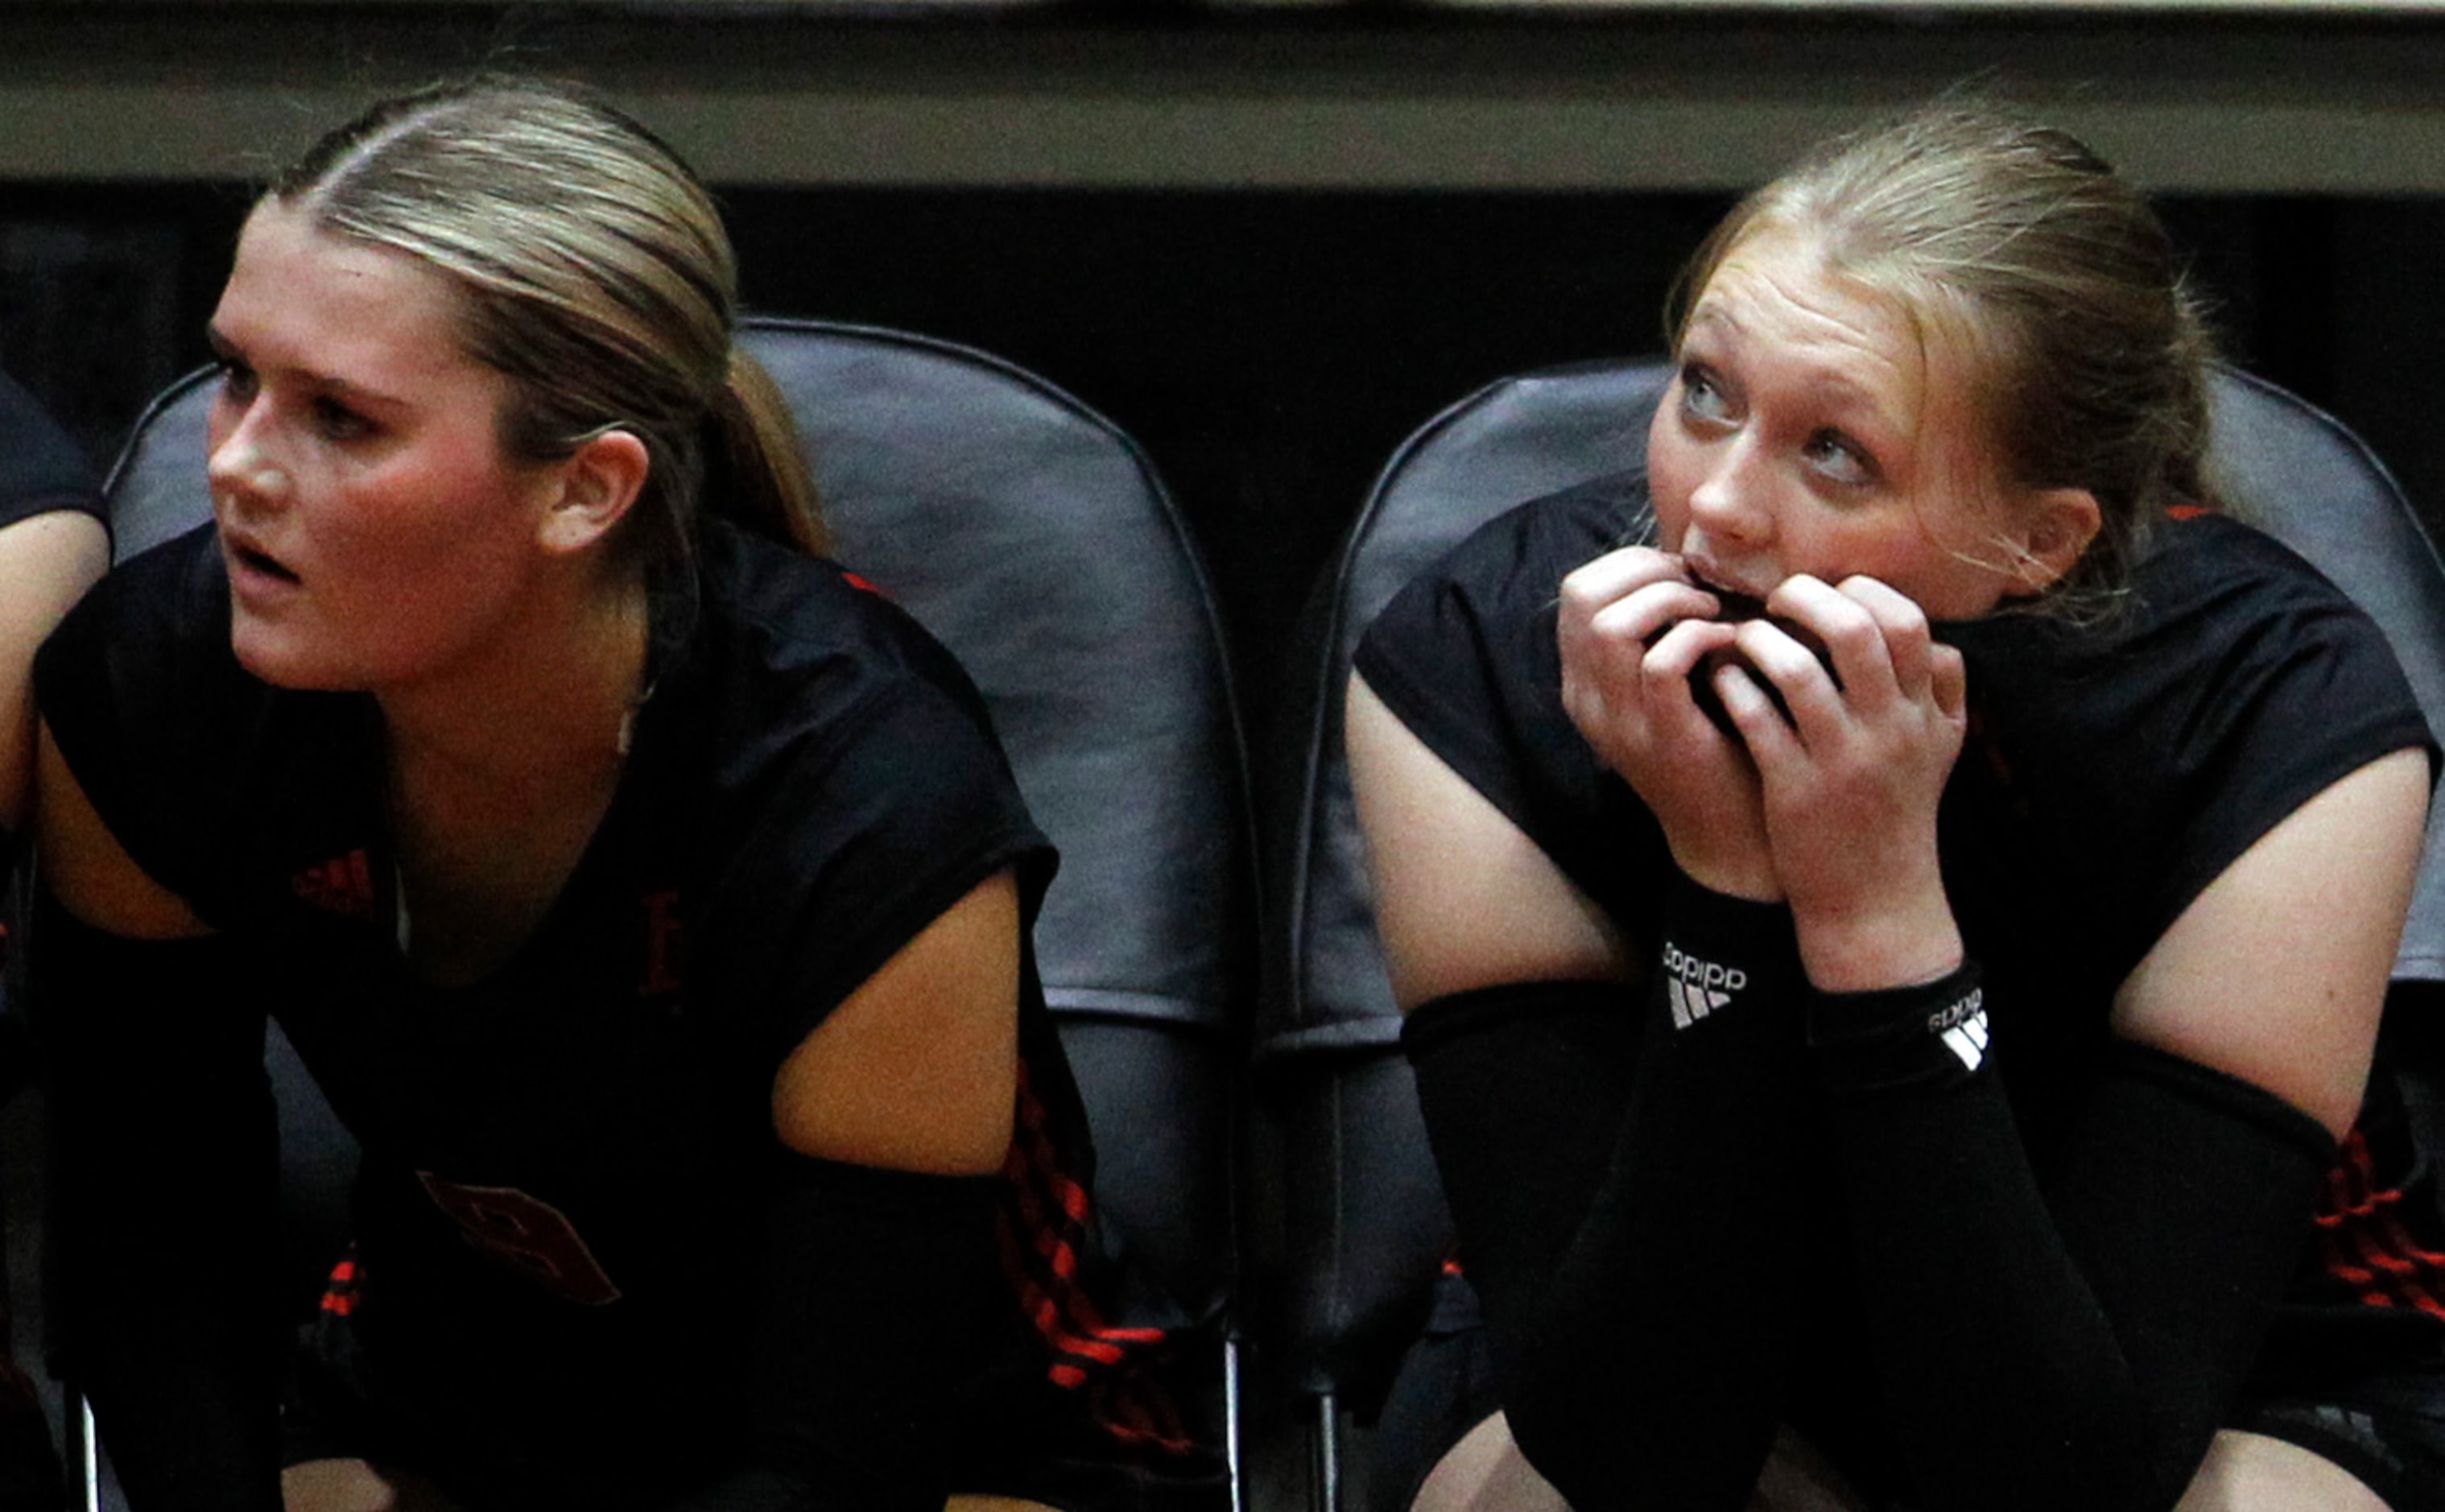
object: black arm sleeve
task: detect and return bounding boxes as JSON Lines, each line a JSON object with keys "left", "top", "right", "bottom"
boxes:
{"left": 1811, "top": 967, "right": 2335, "bottom": 1512}
{"left": 27, "top": 890, "right": 282, "bottom": 1512}
{"left": 1402, "top": 875, "right": 1811, "bottom": 1510}
{"left": 657, "top": 1156, "right": 998, "bottom": 1512}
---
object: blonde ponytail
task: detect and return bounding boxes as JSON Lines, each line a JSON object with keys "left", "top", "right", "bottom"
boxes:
{"left": 709, "top": 348, "right": 828, "bottom": 558}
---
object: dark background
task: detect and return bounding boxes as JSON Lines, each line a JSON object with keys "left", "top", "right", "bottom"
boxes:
{"left": 5, "top": 182, "right": 2438, "bottom": 750}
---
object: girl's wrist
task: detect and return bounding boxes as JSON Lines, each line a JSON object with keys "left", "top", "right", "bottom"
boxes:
{"left": 1666, "top": 834, "right": 1783, "bottom": 904}
{"left": 1794, "top": 890, "right": 1963, "bottom": 993}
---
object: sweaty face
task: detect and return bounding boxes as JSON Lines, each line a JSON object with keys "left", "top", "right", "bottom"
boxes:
{"left": 1646, "top": 226, "right": 2037, "bottom": 622}
{"left": 205, "top": 200, "right": 561, "bottom": 693}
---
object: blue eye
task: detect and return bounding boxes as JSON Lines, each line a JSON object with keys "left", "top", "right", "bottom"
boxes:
{"left": 1804, "top": 429, "right": 1876, "bottom": 486}
{"left": 1679, "top": 363, "right": 1732, "bottom": 421}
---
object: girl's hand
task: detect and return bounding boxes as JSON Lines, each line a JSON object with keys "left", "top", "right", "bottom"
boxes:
{"left": 1713, "top": 573, "right": 1968, "bottom": 988}
{"left": 1557, "top": 547, "right": 1778, "bottom": 901}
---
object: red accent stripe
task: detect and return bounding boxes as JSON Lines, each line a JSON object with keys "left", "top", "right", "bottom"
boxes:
{"left": 991, "top": 1060, "right": 1199, "bottom": 1456}
{"left": 2314, "top": 1130, "right": 2445, "bottom": 1318}
{"left": 995, "top": 1215, "right": 1132, "bottom": 1368}
{"left": 319, "top": 1250, "right": 362, "bottom": 1316}
{"left": 2165, "top": 503, "right": 2212, "bottom": 521}
{"left": 1004, "top": 1068, "right": 1163, "bottom": 1347}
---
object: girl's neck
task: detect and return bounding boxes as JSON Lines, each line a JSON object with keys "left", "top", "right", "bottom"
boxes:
{"left": 377, "top": 569, "right": 652, "bottom": 985}
{"left": 378, "top": 568, "right": 650, "bottom": 796}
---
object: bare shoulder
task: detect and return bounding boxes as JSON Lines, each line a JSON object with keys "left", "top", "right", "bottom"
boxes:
{"left": 0, "top": 510, "right": 107, "bottom": 835}
{"left": 1346, "top": 671, "right": 1629, "bottom": 1011}
{"left": 2114, "top": 748, "right": 2431, "bottom": 1138}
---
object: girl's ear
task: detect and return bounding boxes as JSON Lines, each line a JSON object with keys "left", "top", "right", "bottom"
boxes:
{"left": 537, "top": 428, "right": 650, "bottom": 556}
{"left": 2006, "top": 485, "right": 2103, "bottom": 593}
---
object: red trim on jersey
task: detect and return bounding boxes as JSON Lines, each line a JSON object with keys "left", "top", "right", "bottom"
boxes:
{"left": 319, "top": 1250, "right": 361, "bottom": 1316}
{"left": 2313, "top": 1129, "right": 2445, "bottom": 1320}
{"left": 993, "top": 1057, "right": 1196, "bottom": 1456}
{"left": 2165, "top": 504, "right": 2213, "bottom": 521}
{"left": 840, "top": 571, "right": 886, "bottom": 597}
{"left": 291, "top": 849, "right": 377, "bottom": 921}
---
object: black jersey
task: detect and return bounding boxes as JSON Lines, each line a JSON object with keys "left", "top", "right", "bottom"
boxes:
{"left": 35, "top": 516, "right": 1163, "bottom": 1502}
{"left": 0, "top": 367, "right": 97, "bottom": 530}
{"left": 1357, "top": 473, "right": 2444, "bottom": 1394}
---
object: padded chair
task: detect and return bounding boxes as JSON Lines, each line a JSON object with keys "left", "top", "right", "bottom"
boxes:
{"left": 66, "top": 316, "right": 1258, "bottom": 1509}
{"left": 1250, "top": 357, "right": 2445, "bottom": 1510}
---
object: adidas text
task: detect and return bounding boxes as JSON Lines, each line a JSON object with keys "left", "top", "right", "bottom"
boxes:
{"left": 1662, "top": 940, "right": 1746, "bottom": 1030}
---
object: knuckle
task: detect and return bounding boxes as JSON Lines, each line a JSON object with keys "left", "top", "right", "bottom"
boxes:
{"left": 1817, "top": 612, "right": 1877, "bottom": 659}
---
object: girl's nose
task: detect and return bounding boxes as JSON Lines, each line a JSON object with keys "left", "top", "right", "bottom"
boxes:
{"left": 207, "top": 425, "right": 291, "bottom": 510}
{"left": 1683, "top": 438, "right": 1774, "bottom": 553}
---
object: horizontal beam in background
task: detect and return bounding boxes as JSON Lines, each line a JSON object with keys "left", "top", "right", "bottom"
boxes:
{"left": 1, "top": 6, "right": 2443, "bottom": 192}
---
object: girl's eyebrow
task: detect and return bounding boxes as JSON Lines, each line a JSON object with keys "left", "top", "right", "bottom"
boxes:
{"left": 204, "top": 325, "right": 414, "bottom": 412}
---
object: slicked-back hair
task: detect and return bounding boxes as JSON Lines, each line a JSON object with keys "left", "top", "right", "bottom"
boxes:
{"left": 274, "top": 77, "right": 824, "bottom": 571}
{"left": 1667, "top": 105, "right": 2216, "bottom": 613}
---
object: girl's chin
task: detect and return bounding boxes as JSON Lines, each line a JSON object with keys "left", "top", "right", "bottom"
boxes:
{"left": 228, "top": 618, "right": 357, "bottom": 692}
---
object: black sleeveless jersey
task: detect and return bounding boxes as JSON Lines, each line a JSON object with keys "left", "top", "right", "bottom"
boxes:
{"left": 1357, "top": 473, "right": 2445, "bottom": 1389}
{"left": 34, "top": 516, "right": 1164, "bottom": 1493}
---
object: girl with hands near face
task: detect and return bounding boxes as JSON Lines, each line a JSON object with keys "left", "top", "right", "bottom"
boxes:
{"left": 1579, "top": 563, "right": 1976, "bottom": 991}
{"left": 1555, "top": 546, "right": 1777, "bottom": 903}
{"left": 1351, "top": 105, "right": 2439, "bottom": 1512}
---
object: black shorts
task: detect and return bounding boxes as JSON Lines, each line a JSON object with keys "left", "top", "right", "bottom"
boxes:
{"left": 282, "top": 1283, "right": 1233, "bottom": 1512}
{"left": 1367, "top": 1270, "right": 2445, "bottom": 1512}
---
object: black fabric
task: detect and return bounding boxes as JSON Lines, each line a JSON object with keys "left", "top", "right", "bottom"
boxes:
{"left": 1401, "top": 878, "right": 1811, "bottom": 1510}
{"left": 1826, "top": 1028, "right": 2336, "bottom": 1511}
{"left": 1810, "top": 960, "right": 1989, "bottom": 1096}
{"left": 24, "top": 891, "right": 283, "bottom": 1512}
{"left": 0, "top": 369, "right": 97, "bottom": 531}
{"left": 633, "top": 1159, "right": 1000, "bottom": 1512}
{"left": 26, "top": 515, "right": 1171, "bottom": 1507}
{"left": 1357, "top": 475, "right": 2443, "bottom": 1506}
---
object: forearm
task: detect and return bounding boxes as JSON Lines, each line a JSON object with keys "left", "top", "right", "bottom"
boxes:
{"left": 1405, "top": 875, "right": 1810, "bottom": 1510}
{"left": 28, "top": 888, "right": 283, "bottom": 1510}
{"left": 653, "top": 1155, "right": 998, "bottom": 1512}
{"left": 1814, "top": 968, "right": 2332, "bottom": 1512}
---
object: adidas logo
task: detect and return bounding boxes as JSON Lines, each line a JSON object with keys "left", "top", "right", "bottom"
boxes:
{"left": 1661, "top": 941, "right": 1747, "bottom": 1029}
{"left": 1927, "top": 986, "right": 1989, "bottom": 1072}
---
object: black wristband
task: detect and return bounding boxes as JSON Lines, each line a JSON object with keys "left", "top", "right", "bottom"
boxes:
{"left": 1810, "top": 957, "right": 1989, "bottom": 1095}
{"left": 1652, "top": 871, "right": 1805, "bottom": 1037}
